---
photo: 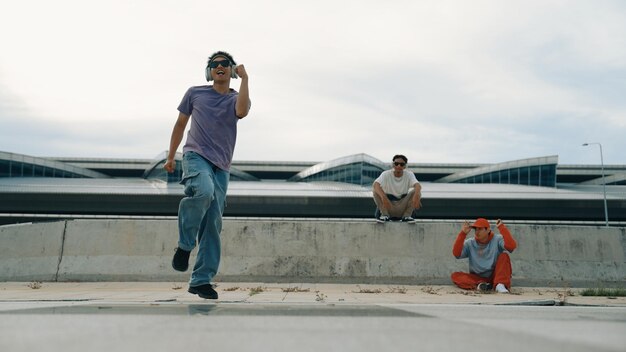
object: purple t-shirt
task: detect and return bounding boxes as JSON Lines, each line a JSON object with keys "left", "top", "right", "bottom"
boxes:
{"left": 178, "top": 85, "right": 239, "bottom": 171}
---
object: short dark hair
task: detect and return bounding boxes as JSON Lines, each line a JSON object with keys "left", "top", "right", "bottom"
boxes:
{"left": 392, "top": 154, "right": 408, "bottom": 163}
{"left": 208, "top": 51, "right": 237, "bottom": 66}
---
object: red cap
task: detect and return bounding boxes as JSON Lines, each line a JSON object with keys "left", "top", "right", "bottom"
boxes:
{"left": 471, "top": 218, "right": 490, "bottom": 228}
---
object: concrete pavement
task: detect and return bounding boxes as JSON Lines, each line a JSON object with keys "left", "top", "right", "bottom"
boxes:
{"left": 1, "top": 282, "right": 624, "bottom": 307}
{"left": 1, "top": 282, "right": 626, "bottom": 352}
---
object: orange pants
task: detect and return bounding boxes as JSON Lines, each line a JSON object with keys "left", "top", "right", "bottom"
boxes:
{"left": 451, "top": 252, "right": 512, "bottom": 290}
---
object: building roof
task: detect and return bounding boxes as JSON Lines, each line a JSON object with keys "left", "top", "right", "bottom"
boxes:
{"left": 578, "top": 173, "right": 626, "bottom": 186}
{"left": 290, "top": 153, "right": 386, "bottom": 181}
{"left": 2, "top": 150, "right": 625, "bottom": 224}
{"left": 141, "top": 151, "right": 259, "bottom": 182}
{"left": 1, "top": 177, "right": 625, "bottom": 222}
{"left": 0, "top": 151, "right": 110, "bottom": 178}
{"left": 434, "top": 155, "right": 558, "bottom": 183}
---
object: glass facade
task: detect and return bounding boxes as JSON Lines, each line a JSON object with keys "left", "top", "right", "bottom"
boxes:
{"left": 142, "top": 158, "right": 259, "bottom": 183}
{"left": 3, "top": 151, "right": 600, "bottom": 189}
{"left": 295, "top": 162, "right": 384, "bottom": 186}
{"left": 454, "top": 164, "right": 557, "bottom": 187}
{"left": 143, "top": 160, "right": 183, "bottom": 183}
{"left": 1, "top": 158, "right": 88, "bottom": 178}
{"left": 289, "top": 153, "right": 387, "bottom": 186}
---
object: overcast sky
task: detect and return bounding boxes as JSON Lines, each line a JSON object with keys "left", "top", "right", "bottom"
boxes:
{"left": 1, "top": 0, "right": 625, "bottom": 165}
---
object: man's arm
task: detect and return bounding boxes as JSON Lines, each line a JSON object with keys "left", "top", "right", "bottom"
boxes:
{"left": 235, "top": 65, "right": 250, "bottom": 118}
{"left": 373, "top": 181, "right": 392, "bottom": 210}
{"left": 496, "top": 219, "right": 517, "bottom": 252}
{"left": 453, "top": 221, "right": 471, "bottom": 258}
{"left": 412, "top": 183, "right": 422, "bottom": 209}
{"left": 163, "top": 112, "right": 190, "bottom": 173}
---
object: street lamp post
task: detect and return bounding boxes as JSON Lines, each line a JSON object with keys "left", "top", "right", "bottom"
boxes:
{"left": 582, "top": 143, "right": 609, "bottom": 227}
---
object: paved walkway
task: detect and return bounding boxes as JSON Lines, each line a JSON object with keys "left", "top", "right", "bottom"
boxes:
{"left": 1, "top": 282, "right": 624, "bottom": 307}
{"left": 2, "top": 282, "right": 626, "bottom": 352}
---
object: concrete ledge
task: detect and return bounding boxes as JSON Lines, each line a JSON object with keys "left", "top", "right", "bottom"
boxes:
{"left": 1, "top": 219, "right": 625, "bottom": 286}
{"left": 0, "top": 221, "right": 66, "bottom": 281}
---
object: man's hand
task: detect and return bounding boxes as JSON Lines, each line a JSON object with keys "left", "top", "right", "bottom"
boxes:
{"left": 382, "top": 197, "right": 392, "bottom": 210}
{"left": 412, "top": 184, "right": 422, "bottom": 209}
{"left": 462, "top": 221, "right": 471, "bottom": 235}
{"left": 235, "top": 64, "right": 248, "bottom": 80}
{"left": 235, "top": 64, "right": 250, "bottom": 118}
{"left": 496, "top": 219, "right": 503, "bottom": 227}
{"left": 164, "top": 158, "right": 176, "bottom": 173}
{"left": 412, "top": 196, "right": 422, "bottom": 209}
{"left": 373, "top": 181, "right": 392, "bottom": 211}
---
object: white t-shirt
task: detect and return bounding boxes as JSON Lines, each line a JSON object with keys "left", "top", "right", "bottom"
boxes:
{"left": 374, "top": 170, "right": 419, "bottom": 198}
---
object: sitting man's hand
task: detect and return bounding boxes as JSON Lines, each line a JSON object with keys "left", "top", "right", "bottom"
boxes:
{"left": 462, "top": 221, "right": 471, "bottom": 234}
{"left": 382, "top": 198, "right": 392, "bottom": 210}
{"left": 412, "top": 197, "right": 422, "bottom": 209}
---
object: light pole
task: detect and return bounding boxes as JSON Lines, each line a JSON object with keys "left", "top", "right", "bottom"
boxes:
{"left": 582, "top": 142, "right": 609, "bottom": 227}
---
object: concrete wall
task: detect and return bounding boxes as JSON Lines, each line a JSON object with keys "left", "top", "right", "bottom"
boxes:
{"left": 0, "top": 221, "right": 66, "bottom": 281}
{"left": 1, "top": 219, "right": 624, "bottom": 287}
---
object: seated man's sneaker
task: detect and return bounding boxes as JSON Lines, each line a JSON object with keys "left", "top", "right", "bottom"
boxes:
{"left": 402, "top": 216, "right": 417, "bottom": 224}
{"left": 495, "top": 283, "right": 510, "bottom": 293}
{"left": 376, "top": 215, "right": 390, "bottom": 223}
{"left": 188, "top": 284, "right": 218, "bottom": 299}
{"left": 172, "top": 247, "right": 191, "bottom": 272}
{"left": 477, "top": 282, "right": 493, "bottom": 292}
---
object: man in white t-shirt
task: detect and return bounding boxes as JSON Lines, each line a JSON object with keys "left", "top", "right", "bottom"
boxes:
{"left": 373, "top": 154, "right": 422, "bottom": 223}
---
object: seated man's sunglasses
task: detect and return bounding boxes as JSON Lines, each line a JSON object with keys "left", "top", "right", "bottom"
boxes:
{"left": 394, "top": 162, "right": 406, "bottom": 167}
{"left": 209, "top": 59, "right": 231, "bottom": 69}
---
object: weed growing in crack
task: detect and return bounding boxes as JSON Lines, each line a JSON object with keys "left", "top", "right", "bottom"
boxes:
{"left": 27, "top": 281, "right": 42, "bottom": 289}
{"left": 421, "top": 286, "right": 441, "bottom": 295}
{"left": 282, "top": 286, "right": 310, "bottom": 293}
{"left": 315, "top": 291, "right": 327, "bottom": 302}
{"left": 355, "top": 285, "right": 382, "bottom": 294}
{"left": 580, "top": 287, "right": 626, "bottom": 297}
{"left": 386, "top": 286, "right": 408, "bottom": 294}
{"left": 249, "top": 286, "right": 266, "bottom": 296}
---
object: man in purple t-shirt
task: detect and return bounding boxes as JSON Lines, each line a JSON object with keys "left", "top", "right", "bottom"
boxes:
{"left": 164, "top": 51, "right": 250, "bottom": 300}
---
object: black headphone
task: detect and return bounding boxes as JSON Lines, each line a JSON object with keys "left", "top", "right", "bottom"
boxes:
{"left": 205, "top": 51, "right": 238, "bottom": 81}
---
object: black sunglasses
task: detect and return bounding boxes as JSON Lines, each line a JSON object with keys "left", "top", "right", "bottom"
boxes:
{"left": 209, "top": 59, "right": 231, "bottom": 69}
{"left": 394, "top": 162, "right": 406, "bottom": 167}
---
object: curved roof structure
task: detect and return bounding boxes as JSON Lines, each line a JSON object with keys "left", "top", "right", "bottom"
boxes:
{"left": 142, "top": 151, "right": 184, "bottom": 183}
{"left": 2, "top": 150, "right": 626, "bottom": 225}
{"left": 434, "top": 155, "right": 558, "bottom": 187}
{"left": 2, "top": 178, "right": 625, "bottom": 223}
{"left": 0, "top": 151, "right": 109, "bottom": 179}
{"left": 289, "top": 153, "right": 386, "bottom": 186}
{"left": 579, "top": 173, "right": 626, "bottom": 186}
{"left": 142, "top": 151, "right": 259, "bottom": 183}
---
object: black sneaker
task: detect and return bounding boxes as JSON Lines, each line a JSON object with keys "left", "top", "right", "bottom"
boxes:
{"left": 172, "top": 247, "right": 191, "bottom": 272}
{"left": 188, "top": 284, "right": 218, "bottom": 299}
{"left": 402, "top": 216, "right": 417, "bottom": 224}
{"left": 477, "top": 282, "right": 493, "bottom": 292}
{"left": 376, "top": 215, "right": 390, "bottom": 223}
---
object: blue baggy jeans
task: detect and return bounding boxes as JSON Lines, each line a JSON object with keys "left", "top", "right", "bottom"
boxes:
{"left": 177, "top": 151, "right": 229, "bottom": 287}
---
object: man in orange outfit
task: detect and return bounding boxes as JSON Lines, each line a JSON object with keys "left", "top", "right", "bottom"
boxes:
{"left": 451, "top": 218, "right": 517, "bottom": 293}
